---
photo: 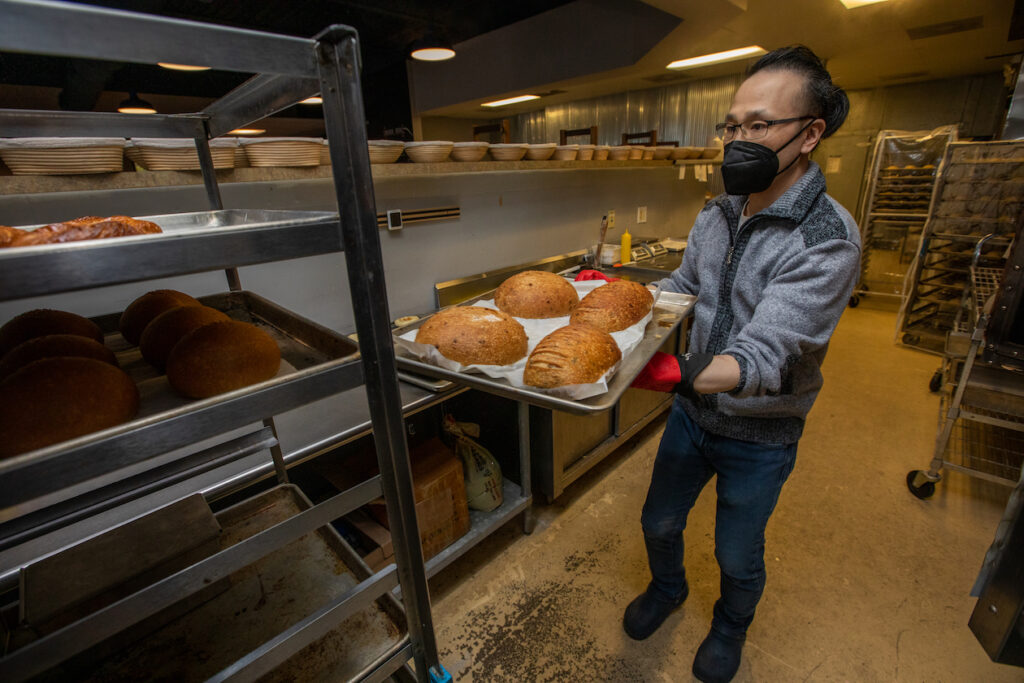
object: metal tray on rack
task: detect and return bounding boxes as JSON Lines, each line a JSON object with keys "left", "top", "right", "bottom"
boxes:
{"left": 66, "top": 484, "right": 405, "bottom": 682}
{"left": 393, "top": 291, "right": 696, "bottom": 415}
{"left": 0, "top": 210, "right": 342, "bottom": 301}
{"left": 0, "top": 291, "right": 362, "bottom": 522}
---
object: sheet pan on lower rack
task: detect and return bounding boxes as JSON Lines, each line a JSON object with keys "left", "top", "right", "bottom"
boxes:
{"left": 393, "top": 290, "right": 696, "bottom": 415}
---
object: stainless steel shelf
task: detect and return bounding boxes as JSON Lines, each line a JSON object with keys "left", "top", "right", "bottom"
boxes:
{"left": 0, "top": 210, "right": 343, "bottom": 301}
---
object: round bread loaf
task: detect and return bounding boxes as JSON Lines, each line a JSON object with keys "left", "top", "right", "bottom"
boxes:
{"left": 0, "top": 334, "right": 117, "bottom": 382}
{"left": 0, "top": 357, "right": 139, "bottom": 459}
{"left": 570, "top": 280, "right": 654, "bottom": 332}
{"left": 494, "top": 270, "right": 579, "bottom": 319}
{"left": 0, "top": 309, "right": 103, "bottom": 359}
{"left": 166, "top": 321, "right": 281, "bottom": 398}
{"left": 524, "top": 323, "right": 622, "bottom": 388}
{"left": 415, "top": 306, "right": 527, "bottom": 366}
{"left": 139, "top": 305, "right": 230, "bottom": 369}
{"left": 119, "top": 289, "right": 201, "bottom": 345}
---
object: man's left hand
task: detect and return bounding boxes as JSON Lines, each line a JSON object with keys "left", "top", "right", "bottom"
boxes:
{"left": 631, "top": 351, "right": 714, "bottom": 396}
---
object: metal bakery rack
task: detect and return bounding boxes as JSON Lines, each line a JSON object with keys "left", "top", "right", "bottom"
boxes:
{"left": 850, "top": 126, "right": 956, "bottom": 308}
{"left": 0, "top": 1, "right": 447, "bottom": 681}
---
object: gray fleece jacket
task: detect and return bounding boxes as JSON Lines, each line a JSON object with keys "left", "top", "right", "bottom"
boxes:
{"left": 655, "top": 161, "right": 860, "bottom": 444}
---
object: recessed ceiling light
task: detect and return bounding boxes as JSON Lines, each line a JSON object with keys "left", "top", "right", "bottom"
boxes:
{"left": 229, "top": 128, "right": 265, "bottom": 135}
{"left": 300, "top": 96, "right": 323, "bottom": 105}
{"left": 117, "top": 92, "right": 156, "bottom": 114}
{"left": 411, "top": 47, "right": 456, "bottom": 62}
{"left": 482, "top": 95, "right": 540, "bottom": 108}
{"left": 157, "top": 62, "right": 211, "bottom": 71}
{"left": 839, "top": 0, "right": 889, "bottom": 7}
{"left": 666, "top": 45, "right": 767, "bottom": 71}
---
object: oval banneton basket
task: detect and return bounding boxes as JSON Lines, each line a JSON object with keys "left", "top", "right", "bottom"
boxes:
{"left": 0, "top": 137, "right": 126, "bottom": 175}
{"left": 128, "top": 138, "right": 237, "bottom": 171}
{"left": 593, "top": 145, "right": 611, "bottom": 160}
{"left": 553, "top": 144, "right": 579, "bottom": 161}
{"left": 450, "top": 142, "right": 489, "bottom": 162}
{"left": 525, "top": 143, "right": 556, "bottom": 161}
{"left": 577, "top": 144, "right": 596, "bottom": 160}
{"left": 240, "top": 137, "right": 324, "bottom": 167}
{"left": 404, "top": 141, "right": 453, "bottom": 163}
{"left": 367, "top": 140, "right": 404, "bottom": 164}
{"left": 488, "top": 143, "right": 528, "bottom": 161}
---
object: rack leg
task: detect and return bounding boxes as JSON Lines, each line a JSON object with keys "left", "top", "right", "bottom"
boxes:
{"left": 518, "top": 402, "right": 534, "bottom": 534}
{"left": 317, "top": 27, "right": 439, "bottom": 683}
{"left": 262, "top": 417, "right": 289, "bottom": 484}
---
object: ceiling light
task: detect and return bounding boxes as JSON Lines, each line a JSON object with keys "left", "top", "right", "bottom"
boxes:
{"left": 157, "top": 62, "right": 211, "bottom": 71}
{"left": 666, "top": 45, "right": 767, "bottom": 70}
{"left": 410, "top": 30, "right": 455, "bottom": 62}
{"left": 229, "top": 128, "right": 265, "bottom": 135}
{"left": 839, "top": 0, "right": 889, "bottom": 7}
{"left": 482, "top": 95, "right": 540, "bottom": 108}
{"left": 300, "top": 96, "right": 323, "bottom": 105}
{"left": 117, "top": 92, "right": 156, "bottom": 114}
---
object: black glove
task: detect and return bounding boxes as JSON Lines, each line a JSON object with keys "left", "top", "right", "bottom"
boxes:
{"left": 673, "top": 352, "right": 714, "bottom": 398}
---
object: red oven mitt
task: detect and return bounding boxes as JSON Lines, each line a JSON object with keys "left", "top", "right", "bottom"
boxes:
{"left": 575, "top": 269, "right": 619, "bottom": 282}
{"left": 631, "top": 351, "right": 714, "bottom": 395}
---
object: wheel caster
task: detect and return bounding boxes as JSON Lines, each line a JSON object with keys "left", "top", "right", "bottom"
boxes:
{"left": 849, "top": 295, "right": 860, "bottom": 308}
{"left": 906, "top": 470, "right": 936, "bottom": 500}
{"left": 929, "top": 370, "right": 942, "bottom": 393}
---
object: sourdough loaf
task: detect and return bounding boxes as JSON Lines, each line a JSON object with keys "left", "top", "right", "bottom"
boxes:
{"left": 415, "top": 306, "right": 527, "bottom": 366}
{"left": 0, "top": 357, "right": 139, "bottom": 458}
{"left": 494, "top": 270, "right": 579, "bottom": 319}
{"left": 139, "top": 305, "right": 230, "bottom": 369}
{"left": 0, "top": 309, "right": 104, "bottom": 359}
{"left": 119, "top": 289, "right": 201, "bottom": 345}
{"left": 523, "top": 323, "right": 621, "bottom": 388}
{"left": 0, "top": 334, "right": 117, "bottom": 382}
{"left": 166, "top": 321, "right": 281, "bottom": 398}
{"left": 569, "top": 280, "right": 653, "bottom": 332}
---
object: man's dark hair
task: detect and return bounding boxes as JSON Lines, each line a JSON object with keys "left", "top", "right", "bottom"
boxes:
{"left": 747, "top": 45, "right": 849, "bottom": 138}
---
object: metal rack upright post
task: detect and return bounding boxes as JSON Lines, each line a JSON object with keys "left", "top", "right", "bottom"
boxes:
{"left": 0, "top": 1, "right": 445, "bottom": 681}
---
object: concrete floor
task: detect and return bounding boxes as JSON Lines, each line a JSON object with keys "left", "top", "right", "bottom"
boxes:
{"left": 429, "top": 305, "right": 1022, "bottom": 682}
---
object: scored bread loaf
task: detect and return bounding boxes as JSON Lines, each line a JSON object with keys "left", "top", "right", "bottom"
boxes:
{"left": 569, "top": 280, "right": 653, "bottom": 332}
{"left": 0, "top": 334, "right": 117, "bottom": 382}
{"left": 166, "top": 321, "right": 281, "bottom": 399}
{"left": 523, "top": 323, "right": 621, "bottom": 388}
{"left": 0, "top": 309, "right": 104, "bottom": 359}
{"left": 139, "top": 305, "right": 230, "bottom": 369}
{"left": 494, "top": 270, "right": 579, "bottom": 319}
{"left": 119, "top": 289, "right": 201, "bottom": 346}
{"left": 415, "top": 306, "right": 527, "bottom": 366}
{"left": 0, "top": 357, "right": 139, "bottom": 459}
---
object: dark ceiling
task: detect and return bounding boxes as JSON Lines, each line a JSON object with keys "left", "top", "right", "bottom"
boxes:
{"left": 0, "top": 0, "right": 575, "bottom": 135}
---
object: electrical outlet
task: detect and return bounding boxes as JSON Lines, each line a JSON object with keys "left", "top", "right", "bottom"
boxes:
{"left": 607, "top": 210, "right": 616, "bottom": 228}
{"left": 637, "top": 206, "right": 647, "bottom": 224}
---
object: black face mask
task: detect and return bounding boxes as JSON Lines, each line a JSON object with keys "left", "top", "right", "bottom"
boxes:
{"left": 720, "top": 120, "right": 814, "bottom": 196}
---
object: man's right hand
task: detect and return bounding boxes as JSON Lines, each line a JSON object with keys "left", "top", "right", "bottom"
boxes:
{"left": 575, "top": 269, "right": 618, "bottom": 282}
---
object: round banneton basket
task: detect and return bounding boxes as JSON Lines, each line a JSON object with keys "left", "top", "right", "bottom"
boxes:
{"left": 488, "top": 143, "right": 528, "bottom": 161}
{"left": 0, "top": 137, "right": 126, "bottom": 175}
{"left": 553, "top": 144, "right": 579, "bottom": 161}
{"left": 608, "top": 145, "right": 631, "bottom": 161}
{"left": 577, "top": 144, "right": 596, "bottom": 160}
{"left": 404, "top": 141, "right": 453, "bottom": 163}
{"left": 628, "top": 146, "right": 644, "bottom": 160}
{"left": 525, "top": 143, "right": 556, "bottom": 161}
{"left": 319, "top": 141, "right": 331, "bottom": 165}
{"left": 241, "top": 137, "right": 324, "bottom": 167}
{"left": 653, "top": 145, "right": 674, "bottom": 160}
{"left": 367, "top": 140, "right": 404, "bottom": 164}
{"left": 450, "top": 141, "right": 489, "bottom": 162}
{"left": 593, "top": 145, "right": 611, "bottom": 160}
{"left": 700, "top": 146, "right": 721, "bottom": 159}
{"left": 128, "top": 138, "right": 237, "bottom": 171}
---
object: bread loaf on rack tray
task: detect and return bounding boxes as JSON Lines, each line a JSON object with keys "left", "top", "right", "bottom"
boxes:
{"left": 523, "top": 323, "right": 622, "bottom": 388}
{"left": 415, "top": 306, "right": 527, "bottom": 366}
{"left": 0, "top": 215, "right": 162, "bottom": 248}
{"left": 0, "top": 308, "right": 104, "bottom": 359}
{"left": 0, "top": 334, "right": 117, "bottom": 382}
{"left": 494, "top": 270, "right": 579, "bottom": 319}
{"left": 569, "top": 280, "right": 653, "bottom": 333}
{"left": 119, "top": 289, "right": 202, "bottom": 346}
{"left": 140, "top": 305, "right": 231, "bottom": 369}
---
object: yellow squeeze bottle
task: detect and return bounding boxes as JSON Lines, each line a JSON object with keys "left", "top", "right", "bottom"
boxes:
{"left": 621, "top": 227, "right": 632, "bottom": 264}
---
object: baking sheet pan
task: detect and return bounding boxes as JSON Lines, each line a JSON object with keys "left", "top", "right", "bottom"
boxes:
{"left": 394, "top": 289, "right": 696, "bottom": 415}
{"left": 58, "top": 484, "right": 404, "bottom": 682}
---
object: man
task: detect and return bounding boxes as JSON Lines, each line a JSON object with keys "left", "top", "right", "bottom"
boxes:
{"left": 626, "top": 46, "right": 860, "bottom": 683}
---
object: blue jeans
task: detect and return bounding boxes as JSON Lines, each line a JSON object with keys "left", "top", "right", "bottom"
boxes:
{"left": 641, "top": 397, "right": 797, "bottom": 640}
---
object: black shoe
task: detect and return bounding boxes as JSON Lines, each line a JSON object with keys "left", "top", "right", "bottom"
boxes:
{"left": 692, "top": 628, "right": 745, "bottom": 683}
{"left": 622, "top": 581, "right": 689, "bottom": 640}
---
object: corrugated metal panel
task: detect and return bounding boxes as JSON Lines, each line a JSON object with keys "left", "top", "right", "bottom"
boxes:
{"left": 509, "top": 74, "right": 740, "bottom": 146}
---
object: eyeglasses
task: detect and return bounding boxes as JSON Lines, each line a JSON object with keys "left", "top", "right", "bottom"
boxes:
{"left": 714, "top": 116, "right": 815, "bottom": 142}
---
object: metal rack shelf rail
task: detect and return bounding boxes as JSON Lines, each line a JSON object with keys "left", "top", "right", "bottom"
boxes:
{"left": 0, "top": 1, "right": 443, "bottom": 681}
